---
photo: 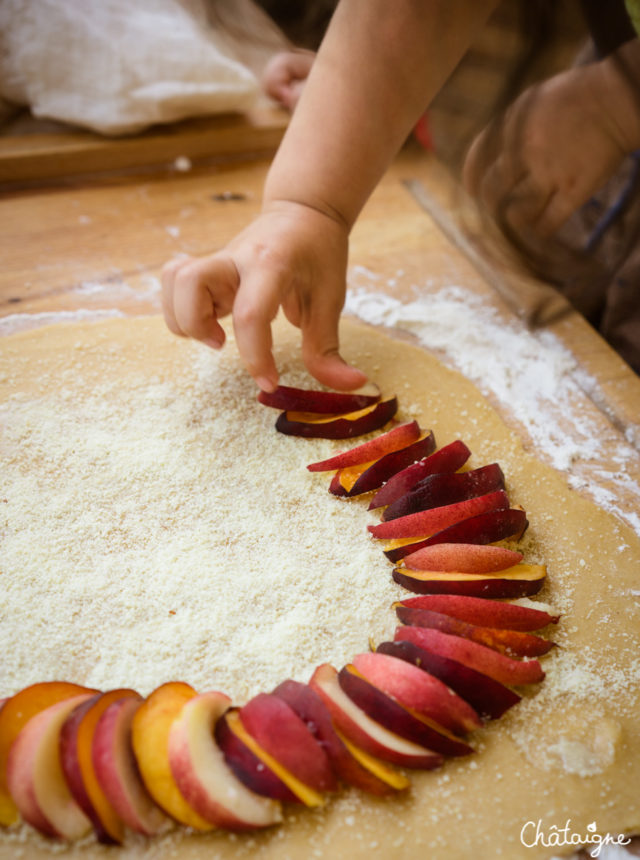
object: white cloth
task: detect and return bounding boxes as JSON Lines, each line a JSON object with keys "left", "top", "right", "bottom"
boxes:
{"left": 0, "top": 0, "right": 286, "bottom": 135}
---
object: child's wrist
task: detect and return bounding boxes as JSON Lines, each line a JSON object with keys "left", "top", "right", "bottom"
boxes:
{"left": 261, "top": 193, "right": 352, "bottom": 233}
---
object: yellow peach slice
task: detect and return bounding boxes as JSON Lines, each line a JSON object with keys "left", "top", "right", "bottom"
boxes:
{"left": 336, "top": 731, "right": 410, "bottom": 791}
{"left": 131, "top": 682, "right": 213, "bottom": 831}
{"left": 60, "top": 689, "right": 140, "bottom": 843}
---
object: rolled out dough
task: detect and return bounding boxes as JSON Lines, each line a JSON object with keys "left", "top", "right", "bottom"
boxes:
{"left": 0, "top": 314, "right": 638, "bottom": 860}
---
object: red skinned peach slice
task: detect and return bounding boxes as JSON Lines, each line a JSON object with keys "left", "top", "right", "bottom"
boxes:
{"left": 332, "top": 432, "right": 436, "bottom": 497}
{"left": 393, "top": 565, "right": 547, "bottom": 598}
{"left": 276, "top": 396, "right": 398, "bottom": 439}
{"left": 383, "top": 463, "right": 506, "bottom": 520}
{"left": 369, "top": 490, "right": 509, "bottom": 539}
{"left": 338, "top": 666, "right": 473, "bottom": 757}
{"left": 272, "top": 680, "right": 407, "bottom": 796}
{"left": 394, "top": 606, "right": 555, "bottom": 658}
{"left": 168, "top": 691, "right": 282, "bottom": 829}
{"left": 395, "top": 627, "right": 546, "bottom": 685}
{"left": 92, "top": 696, "right": 167, "bottom": 836}
{"left": 60, "top": 689, "right": 140, "bottom": 844}
{"left": 306, "top": 420, "right": 420, "bottom": 470}
{"left": 0, "top": 681, "right": 97, "bottom": 827}
{"left": 218, "top": 710, "right": 324, "bottom": 807}
{"left": 369, "top": 440, "right": 471, "bottom": 510}
{"left": 403, "top": 543, "right": 523, "bottom": 573}
{"left": 6, "top": 694, "right": 95, "bottom": 840}
{"left": 384, "top": 508, "right": 528, "bottom": 563}
{"left": 131, "top": 682, "right": 213, "bottom": 830}
{"left": 376, "top": 640, "right": 521, "bottom": 720}
{"left": 351, "top": 652, "right": 481, "bottom": 735}
{"left": 239, "top": 693, "right": 336, "bottom": 794}
{"left": 309, "top": 664, "right": 442, "bottom": 770}
{"left": 397, "top": 594, "right": 559, "bottom": 631}
{"left": 335, "top": 732, "right": 410, "bottom": 793}
{"left": 215, "top": 711, "right": 299, "bottom": 804}
{"left": 258, "top": 384, "right": 380, "bottom": 414}
{"left": 329, "top": 471, "right": 345, "bottom": 496}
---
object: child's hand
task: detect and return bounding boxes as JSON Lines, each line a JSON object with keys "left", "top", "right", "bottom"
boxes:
{"left": 161, "top": 201, "right": 367, "bottom": 393}
{"left": 261, "top": 51, "right": 315, "bottom": 112}
{"left": 463, "top": 58, "right": 638, "bottom": 238}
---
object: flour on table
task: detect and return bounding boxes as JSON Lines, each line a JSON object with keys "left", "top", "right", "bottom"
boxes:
{"left": 345, "top": 278, "right": 640, "bottom": 536}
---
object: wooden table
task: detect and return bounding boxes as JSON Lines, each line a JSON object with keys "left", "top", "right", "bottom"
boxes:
{"left": 1, "top": 112, "right": 639, "bottom": 857}
{"left": 1, "top": 112, "right": 638, "bottom": 503}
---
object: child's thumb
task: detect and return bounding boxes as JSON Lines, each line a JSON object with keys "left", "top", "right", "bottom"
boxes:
{"left": 301, "top": 311, "right": 367, "bottom": 391}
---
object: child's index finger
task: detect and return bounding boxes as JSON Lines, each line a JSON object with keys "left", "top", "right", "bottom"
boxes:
{"left": 231, "top": 273, "right": 283, "bottom": 392}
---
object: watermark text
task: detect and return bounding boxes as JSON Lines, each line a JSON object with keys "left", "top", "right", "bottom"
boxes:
{"left": 520, "top": 819, "right": 631, "bottom": 858}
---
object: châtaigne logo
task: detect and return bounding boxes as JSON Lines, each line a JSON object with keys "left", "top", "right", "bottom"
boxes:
{"left": 520, "top": 819, "right": 631, "bottom": 857}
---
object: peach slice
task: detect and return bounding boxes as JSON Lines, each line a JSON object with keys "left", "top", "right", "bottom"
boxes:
{"left": 215, "top": 711, "right": 299, "bottom": 803}
{"left": 382, "top": 463, "right": 506, "bottom": 521}
{"left": 395, "top": 626, "right": 545, "bottom": 685}
{"left": 376, "top": 640, "right": 521, "bottom": 720}
{"left": 334, "top": 731, "right": 410, "bottom": 793}
{"left": 306, "top": 420, "right": 420, "bottom": 471}
{"left": 392, "top": 564, "right": 547, "bottom": 598}
{"left": 60, "top": 689, "right": 140, "bottom": 844}
{"left": 131, "top": 681, "right": 213, "bottom": 830}
{"left": 276, "top": 396, "right": 398, "bottom": 439}
{"left": 6, "top": 694, "right": 95, "bottom": 840}
{"left": 338, "top": 666, "right": 473, "bottom": 757}
{"left": 258, "top": 384, "right": 380, "bottom": 414}
{"left": 397, "top": 594, "right": 559, "bottom": 631}
{"left": 217, "top": 709, "right": 325, "bottom": 807}
{"left": 384, "top": 508, "right": 529, "bottom": 563}
{"left": 351, "top": 652, "right": 481, "bottom": 735}
{"left": 368, "top": 440, "right": 471, "bottom": 510}
{"left": 369, "top": 490, "right": 509, "bottom": 539}
{"left": 394, "top": 605, "right": 554, "bottom": 659}
{"left": 0, "top": 681, "right": 97, "bottom": 827}
{"left": 92, "top": 696, "right": 167, "bottom": 836}
{"left": 168, "top": 691, "right": 282, "bottom": 829}
{"left": 272, "top": 680, "right": 408, "bottom": 796}
{"left": 403, "top": 543, "right": 524, "bottom": 573}
{"left": 331, "top": 432, "right": 436, "bottom": 497}
{"left": 309, "top": 664, "right": 442, "bottom": 770}
{"left": 239, "top": 693, "right": 336, "bottom": 794}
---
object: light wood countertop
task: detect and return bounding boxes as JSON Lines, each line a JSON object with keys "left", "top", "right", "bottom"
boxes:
{"left": 0, "top": 110, "right": 638, "bottom": 858}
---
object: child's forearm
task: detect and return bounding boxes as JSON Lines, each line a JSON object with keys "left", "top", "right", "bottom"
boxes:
{"left": 264, "top": 0, "right": 499, "bottom": 230}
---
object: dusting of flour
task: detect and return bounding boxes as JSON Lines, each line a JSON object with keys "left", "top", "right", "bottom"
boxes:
{"left": 345, "top": 276, "right": 640, "bottom": 536}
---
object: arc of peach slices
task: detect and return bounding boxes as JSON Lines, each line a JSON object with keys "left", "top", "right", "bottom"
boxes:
{"left": 1, "top": 386, "right": 556, "bottom": 846}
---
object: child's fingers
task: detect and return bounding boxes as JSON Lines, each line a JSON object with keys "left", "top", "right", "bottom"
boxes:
{"left": 300, "top": 298, "right": 367, "bottom": 392}
{"left": 161, "top": 256, "right": 192, "bottom": 336}
{"left": 162, "top": 255, "right": 239, "bottom": 349}
{"left": 261, "top": 51, "right": 314, "bottom": 109}
{"left": 232, "top": 270, "right": 284, "bottom": 392}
